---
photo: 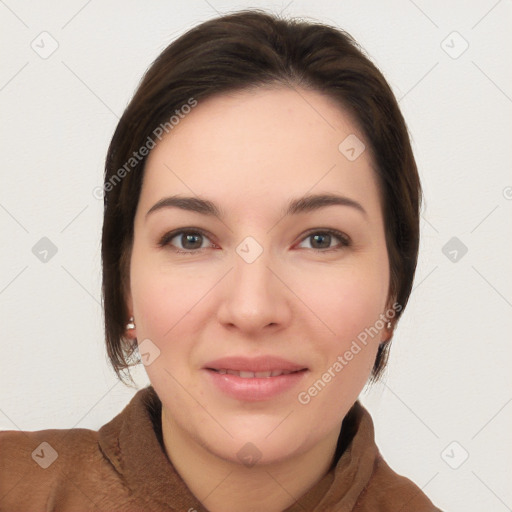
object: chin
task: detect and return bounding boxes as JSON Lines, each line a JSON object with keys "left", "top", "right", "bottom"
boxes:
{"left": 206, "top": 436, "right": 305, "bottom": 467}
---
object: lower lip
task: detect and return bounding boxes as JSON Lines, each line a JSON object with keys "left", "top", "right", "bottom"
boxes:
{"left": 204, "top": 369, "right": 308, "bottom": 402}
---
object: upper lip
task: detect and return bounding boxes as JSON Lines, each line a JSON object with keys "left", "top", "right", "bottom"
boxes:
{"left": 204, "top": 356, "right": 308, "bottom": 372}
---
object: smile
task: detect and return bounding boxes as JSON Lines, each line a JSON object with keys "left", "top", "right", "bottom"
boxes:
{"left": 208, "top": 369, "right": 300, "bottom": 378}
{"left": 204, "top": 367, "right": 308, "bottom": 401}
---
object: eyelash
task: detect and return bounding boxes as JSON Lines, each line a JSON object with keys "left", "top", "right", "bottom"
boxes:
{"left": 158, "top": 228, "right": 351, "bottom": 255}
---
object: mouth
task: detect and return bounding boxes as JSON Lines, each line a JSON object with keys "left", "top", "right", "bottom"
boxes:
{"left": 204, "top": 368, "right": 308, "bottom": 401}
{"left": 203, "top": 355, "right": 308, "bottom": 375}
{"left": 207, "top": 368, "right": 306, "bottom": 378}
{"left": 203, "top": 356, "right": 309, "bottom": 401}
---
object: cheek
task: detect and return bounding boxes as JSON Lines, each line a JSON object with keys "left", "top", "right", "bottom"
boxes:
{"left": 130, "top": 244, "right": 174, "bottom": 353}
{"left": 130, "top": 242, "right": 203, "bottom": 337}
{"left": 131, "top": 271, "right": 174, "bottom": 339}
{"left": 129, "top": 247, "right": 217, "bottom": 386}
{"left": 292, "top": 259, "right": 388, "bottom": 395}
{"left": 292, "top": 269, "right": 385, "bottom": 423}
{"left": 130, "top": 257, "right": 197, "bottom": 389}
{"left": 295, "top": 260, "right": 388, "bottom": 339}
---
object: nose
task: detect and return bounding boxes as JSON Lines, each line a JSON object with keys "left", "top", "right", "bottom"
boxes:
{"left": 216, "top": 244, "right": 292, "bottom": 335}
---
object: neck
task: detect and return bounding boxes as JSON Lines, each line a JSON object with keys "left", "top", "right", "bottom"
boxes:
{"left": 161, "top": 409, "right": 342, "bottom": 512}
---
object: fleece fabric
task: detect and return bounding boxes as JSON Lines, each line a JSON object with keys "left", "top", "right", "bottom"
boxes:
{"left": 0, "top": 385, "right": 443, "bottom": 511}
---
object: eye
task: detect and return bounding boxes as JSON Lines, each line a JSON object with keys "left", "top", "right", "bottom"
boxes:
{"left": 297, "top": 229, "right": 351, "bottom": 252}
{"left": 158, "top": 228, "right": 216, "bottom": 255}
{"left": 158, "top": 227, "right": 351, "bottom": 255}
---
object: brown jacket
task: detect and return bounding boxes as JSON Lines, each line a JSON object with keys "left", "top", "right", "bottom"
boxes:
{"left": 0, "top": 386, "right": 443, "bottom": 511}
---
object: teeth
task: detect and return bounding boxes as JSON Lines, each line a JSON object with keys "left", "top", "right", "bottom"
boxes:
{"left": 255, "top": 371, "right": 272, "bottom": 378}
{"left": 214, "top": 369, "right": 297, "bottom": 378}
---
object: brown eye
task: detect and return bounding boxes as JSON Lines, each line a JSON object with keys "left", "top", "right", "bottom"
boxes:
{"left": 177, "top": 232, "right": 204, "bottom": 250}
{"left": 158, "top": 229, "right": 214, "bottom": 254}
{"left": 298, "top": 230, "right": 350, "bottom": 251}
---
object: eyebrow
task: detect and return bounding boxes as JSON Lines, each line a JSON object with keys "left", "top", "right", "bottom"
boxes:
{"left": 145, "top": 193, "right": 367, "bottom": 220}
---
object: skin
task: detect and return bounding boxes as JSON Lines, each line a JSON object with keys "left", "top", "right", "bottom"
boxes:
{"left": 125, "top": 86, "right": 392, "bottom": 512}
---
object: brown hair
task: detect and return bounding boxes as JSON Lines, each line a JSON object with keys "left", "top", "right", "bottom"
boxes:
{"left": 101, "top": 9, "right": 421, "bottom": 385}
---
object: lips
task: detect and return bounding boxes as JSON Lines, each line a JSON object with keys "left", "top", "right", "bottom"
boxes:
{"left": 204, "top": 355, "right": 308, "bottom": 374}
{"left": 203, "top": 355, "right": 309, "bottom": 401}
{"left": 210, "top": 369, "right": 297, "bottom": 378}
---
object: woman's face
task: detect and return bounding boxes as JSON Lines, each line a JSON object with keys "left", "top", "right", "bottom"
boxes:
{"left": 127, "top": 87, "right": 390, "bottom": 464}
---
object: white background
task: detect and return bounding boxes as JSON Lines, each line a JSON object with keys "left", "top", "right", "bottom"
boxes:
{"left": 1, "top": 1, "right": 511, "bottom": 511}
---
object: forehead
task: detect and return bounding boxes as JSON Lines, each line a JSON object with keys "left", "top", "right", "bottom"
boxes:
{"left": 139, "top": 87, "right": 381, "bottom": 221}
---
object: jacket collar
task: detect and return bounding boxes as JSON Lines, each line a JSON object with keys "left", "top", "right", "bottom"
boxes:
{"left": 98, "top": 385, "right": 377, "bottom": 511}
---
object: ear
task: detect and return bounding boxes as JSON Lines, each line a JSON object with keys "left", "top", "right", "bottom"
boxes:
{"left": 124, "top": 287, "right": 137, "bottom": 340}
{"left": 381, "top": 326, "right": 393, "bottom": 344}
{"left": 381, "top": 295, "right": 399, "bottom": 343}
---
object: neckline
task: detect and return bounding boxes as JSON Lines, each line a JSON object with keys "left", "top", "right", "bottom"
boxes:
{"left": 98, "top": 386, "right": 377, "bottom": 511}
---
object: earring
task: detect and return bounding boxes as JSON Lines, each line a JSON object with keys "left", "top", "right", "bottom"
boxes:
{"left": 126, "top": 316, "right": 136, "bottom": 330}
{"left": 386, "top": 321, "right": 392, "bottom": 329}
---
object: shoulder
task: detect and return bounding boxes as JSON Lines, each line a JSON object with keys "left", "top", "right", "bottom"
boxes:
{"left": 0, "top": 427, "right": 124, "bottom": 510}
{"left": 355, "top": 450, "right": 443, "bottom": 511}
{"left": 0, "top": 426, "right": 100, "bottom": 469}
{"left": 0, "top": 387, "right": 161, "bottom": 511}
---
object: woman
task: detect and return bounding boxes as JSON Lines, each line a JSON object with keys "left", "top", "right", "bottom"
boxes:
{"left": 0, "top": 9, "right": 443, "bottom": 511}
